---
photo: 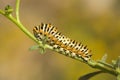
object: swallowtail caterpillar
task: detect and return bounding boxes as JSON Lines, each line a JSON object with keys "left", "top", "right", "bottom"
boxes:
{"left": 33, "top": 23, "right": 92, "bottom": 61}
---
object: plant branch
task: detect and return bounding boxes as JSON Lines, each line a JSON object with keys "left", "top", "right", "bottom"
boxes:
{"left": 98, "top": 61, "right": 114, "bottom": 69}
{"left": 16, "top": 0, "right": 20, "bottom": 23}
{"left": 88, "top": 60, "right": 117, "bottom": 76}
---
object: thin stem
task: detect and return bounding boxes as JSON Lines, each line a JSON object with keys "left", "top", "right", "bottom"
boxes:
{"left": 0, "top": 9, "right": 5, "bottom": 15}
{"left": 88, "top": 60, "right": 117, "bottom": 76}
{"left": 9, "top": 16, "right": 36, "bottom": 41}
{"left": 98, "top": 61, "right": 114, "bottom": 69}
{"left": 16, "top": 0, "right": 20, "bottom": 23}
{"left": 0, "top": 9, "right": 36, "bottom": 43}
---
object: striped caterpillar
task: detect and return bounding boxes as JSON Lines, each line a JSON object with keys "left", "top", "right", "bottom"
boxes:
{"left": 33, "top": 23, "right": 92, "bottom": 61}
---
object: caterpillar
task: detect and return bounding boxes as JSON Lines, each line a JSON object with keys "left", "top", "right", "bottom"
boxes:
{"left": 33, "top": 23, "right": 92, "bottom": 61}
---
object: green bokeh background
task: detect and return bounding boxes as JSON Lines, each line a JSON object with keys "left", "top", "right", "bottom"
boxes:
{"left": 0, "top": 0, "right": 120, "bottom": 80}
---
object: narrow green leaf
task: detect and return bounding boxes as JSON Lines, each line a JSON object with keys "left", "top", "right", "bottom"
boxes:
{"left": 101, "top": 53, "right": 108, "bottom": 62}
{"left": 78, "top": 71, "right": 104, "bottom": 80}
{"left": 29, "top": 45, "right": 40, "bottom": 51}
{"left": 38, "top": 47, "right": 46, "bottom": 54}
{"left": 29, "top": 45, "right": 46, "bottom": 54}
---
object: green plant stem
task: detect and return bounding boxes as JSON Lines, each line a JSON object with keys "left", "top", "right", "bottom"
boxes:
{"left": 88, "top": 60, "right": 117, "bottom": 76}
{"left": 0, "top": 10, "right": 35, "bottom": 42}
{"left": 16, "top": 0, "right": 20, "bottom": 23}
{"left": 0, "top": 9, "right": 5, "bottom": 15}
{"left": 98, "top": 61, "right": 114, "bottom": 69}
{"left": 9, "top": 15, "right": 37, "bottom": 42}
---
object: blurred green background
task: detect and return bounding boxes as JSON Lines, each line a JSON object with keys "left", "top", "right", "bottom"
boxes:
{"left": 0, "top": 0, "right": 120, "bottom": 80}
